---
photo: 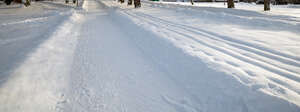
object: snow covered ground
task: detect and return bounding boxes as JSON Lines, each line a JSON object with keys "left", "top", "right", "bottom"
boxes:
{"left": 153, "top": 1, "right": 300, "bottom": 18}
{"left": 0, "top": 1, "right": 74, "bottom": 83}
{"left": 0, "top": 0, "right": 300, "bottom": 112}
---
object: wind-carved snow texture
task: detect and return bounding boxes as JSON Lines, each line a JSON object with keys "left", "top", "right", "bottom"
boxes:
{"left": 0, "top": 0, "right": 300, "bottom": 112}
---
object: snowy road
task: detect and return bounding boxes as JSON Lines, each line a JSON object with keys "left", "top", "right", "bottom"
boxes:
{"left": 0, "top": 0, "right": 300, "bottom": 112}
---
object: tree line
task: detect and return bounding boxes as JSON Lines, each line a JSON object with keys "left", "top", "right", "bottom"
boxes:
{"left": 118, "top": 0, "right": 141, "bottom": 8}
{"left": 224, "top": 0, "right": 270, "bottom": 11}
{"left": 3, "top": 0, "right": 30, "bottom": 6}
{"left": 188, "top": 0, "right": 271, "bottom": 11}
{"left": 117, "top": 0, "right": 272, "bottom": 11}
{"left": 2, "top": 0, "right": 290, "bottom": 11}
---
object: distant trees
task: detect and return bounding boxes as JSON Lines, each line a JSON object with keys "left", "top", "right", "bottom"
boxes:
{"left": 65, "top": 0, "right": 78, "bottom": 6}
{"left": 128, "top": 0, "right": 133, "bottom": 5}
{"left": 24, "top": 0, "right": 31, "bottom": 7}
{"left": 4, "top": 0, "right": 30, "bottom": 6}
{"left": 227, "top": 0, "right": 235, "bottom": 8}
{"left": 4, "top": 0, "right": 13, "bottom": 5}
{"left": 134, "top": 0, "right": 141, "bottom": 8}
{"left": 226, "top": 0, "right": 270, "bottom": 11}
{"left": 120, "top": 0, "right": 140, "bottom": 8}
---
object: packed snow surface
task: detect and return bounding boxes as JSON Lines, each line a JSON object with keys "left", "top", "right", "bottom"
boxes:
{"left": 0, "top": 0, "right": 300, "bottom": 112}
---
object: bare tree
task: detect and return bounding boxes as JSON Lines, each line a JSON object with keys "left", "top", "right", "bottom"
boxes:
{"left": 128, "top": 0, "right": 133, "bottom": 5}
{"left": 191, "top": 0, "right": 194, "bottom": 5}
{"left": 227, "top": 0, "right": 235, "bottom": 8}
{"left": 134, "top": 0, "right": 141, "bottom": 8}
{"left": 264, "top": 0, "right": 270, "bottom": 11}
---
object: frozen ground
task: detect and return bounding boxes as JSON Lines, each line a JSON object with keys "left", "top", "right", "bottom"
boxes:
{"left": 0, "top": 0, "right": 300, "bottom": 112}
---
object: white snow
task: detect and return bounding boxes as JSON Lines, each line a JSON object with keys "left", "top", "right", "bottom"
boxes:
{"left": 0, "top": 0, "right": 300, "bottom": 112}
{"left": 150, "top": 1, "right": 300, "bottom": 18}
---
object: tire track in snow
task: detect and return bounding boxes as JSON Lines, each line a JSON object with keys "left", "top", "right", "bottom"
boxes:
{"left": 124, "top": 11, "right": 300, "bottom": 80}
{"left": 121, "top": 9, "right": 300, "bottom": 106}
{"left": 62, "top": 1, "right": 127, "bottom": 111}
{"left": 0, "top": 16, "right": 49, "bottom": 26}
{"left": 124, "top": 11, "right": 300, "bottom": 78}
{"left": 132, "top": 12, "right": 300, "bottom": 80}
{"left": 131, "top": 11, "right": 300, "bottom": 71}
{"left": 101, "top": 3, "right": 300, "bottom": 111}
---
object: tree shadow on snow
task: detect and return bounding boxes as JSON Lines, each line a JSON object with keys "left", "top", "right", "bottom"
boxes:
{"left": 0, "top": 14, "right": 70, "bottom": 87}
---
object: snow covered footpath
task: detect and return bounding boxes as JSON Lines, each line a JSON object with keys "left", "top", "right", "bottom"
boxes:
{"left": 0, "top": 0, "right": 299, "bottom": 112}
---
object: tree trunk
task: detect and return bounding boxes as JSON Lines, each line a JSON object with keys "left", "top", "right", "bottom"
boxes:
{"left": 227, "top": 0, "right": 235, "bottom": 8}
{"left": 24, "top": 0, "right": 31, "bottom": 7}
{"left": 120, "top": 0, "right": 124, "bottom": 3}
{"left": 128, "top": 0, "right": 133, "bottom": 5}
{"left": 264, "top": 0, "right": 270, "bottom": 11}
{"left": 191, "top": 0, "right": 194, "bottom": 5}
{"left": 134, "top": 0, "right": 141, "bottom": 8}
